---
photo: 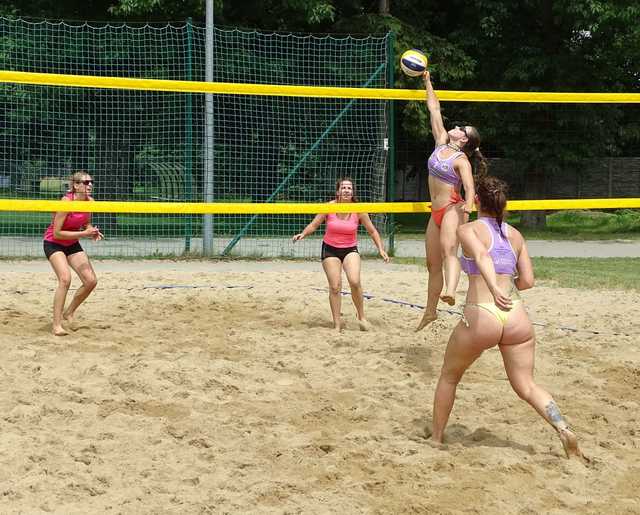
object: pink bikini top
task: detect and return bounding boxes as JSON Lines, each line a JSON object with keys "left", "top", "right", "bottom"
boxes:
{"left": 428, "top": 144, "right": 463, "bottom": 187}
{"left": 323, "top": 212, "right": 359, "bottom": 248}
{"left": 460, "top": 218, "right": 518, "bottom": 276}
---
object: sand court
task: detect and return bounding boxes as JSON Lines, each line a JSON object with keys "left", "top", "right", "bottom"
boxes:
{"left": 0, "top": 260, "right": 638, "bottom": 514}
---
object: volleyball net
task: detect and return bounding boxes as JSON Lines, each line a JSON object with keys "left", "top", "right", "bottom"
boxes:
{"left": 1, "top": 17, "right": 639, "bottom": 258}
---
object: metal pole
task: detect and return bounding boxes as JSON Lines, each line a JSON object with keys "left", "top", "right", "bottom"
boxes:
{"left": 203, "top": 0, "right": 215, "bottom": 255}
{"left": 386, "top": 32, "right": 396, "bottom": 254}
{"left": 184, "top": 18, "right": 194, "bottom": 253}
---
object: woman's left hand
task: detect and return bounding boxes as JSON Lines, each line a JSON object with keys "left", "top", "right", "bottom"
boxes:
{"left": 379, "top": 249, "right": 390, "bottom": 263}
{"left": 92, "top": 226, "right": 104, "bottom": 241}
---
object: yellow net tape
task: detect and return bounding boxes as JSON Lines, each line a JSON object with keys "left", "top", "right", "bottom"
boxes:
{"left": 1, "top": 198, "right": 638, "bottom": 214}
{"left": 2, "top": 70, "right": 640, "bottom": 103}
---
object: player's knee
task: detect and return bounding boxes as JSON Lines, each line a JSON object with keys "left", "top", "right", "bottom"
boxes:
{"left": 85, "top": 275, "right": 98, "bottom": 290}
{"left": 347, "top": 278, "right": 362, "bottom": 291}
{"left": 58, "top": 274, "right": 72, "bottom": 289}
{"left": 440, "top": 241, "right": 457, "bottom": 257}
{"left": 511, "top": 380, "right": 534, "bottom": 402}
{"left": 440, "top": 366, "right": 464, "bottom": 386}
{"left": 328, "top": 282, "right": 342, "bottom": 295}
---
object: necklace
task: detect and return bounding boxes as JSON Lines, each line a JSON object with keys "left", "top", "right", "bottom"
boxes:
{"left": 447, "top": 143, "right": 461, "bottom": 152}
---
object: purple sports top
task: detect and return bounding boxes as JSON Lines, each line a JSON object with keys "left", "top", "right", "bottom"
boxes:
{"left": 427, "top": 144, "right": 463, "bottom": 187}
{"left": 460, "top": 217, "right": 518, "bottom": 276}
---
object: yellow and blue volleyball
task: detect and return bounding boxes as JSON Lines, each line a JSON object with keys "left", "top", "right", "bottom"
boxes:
{"left": 400, "top": 49, "right": 428, "bottom": 77}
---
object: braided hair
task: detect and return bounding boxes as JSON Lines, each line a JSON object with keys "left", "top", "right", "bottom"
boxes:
{"left": 476, "top": 175, "right": 509, "bottom": 232}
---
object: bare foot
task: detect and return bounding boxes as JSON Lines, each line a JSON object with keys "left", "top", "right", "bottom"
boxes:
{"left": 440, "top": 294, "right": 455, "bottom": 306}
{"left": 52, "top": 325, "right": 69, "bottom": 336}
{"left": 333, "top": 321, "right": 343, "bottom": 332}
{"left": 63, "top": 312, "right": 79, "bottom": 331}
{"left": 559, "top": 427, "right": 585, "bottom": 460}
{"left": 415, "top": 311, "right": 437, "bottom": 332}
{"left": 357, "top": 318, "right": 371, "bottom": 332}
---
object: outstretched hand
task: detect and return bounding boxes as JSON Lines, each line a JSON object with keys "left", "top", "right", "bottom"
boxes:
{"left": 422, "top": 70, "right": 431, "bottom": 85}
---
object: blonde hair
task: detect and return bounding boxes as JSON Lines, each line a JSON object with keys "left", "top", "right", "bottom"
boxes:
{"left": 68, "top": 170, "right": 90, "bottom": 194}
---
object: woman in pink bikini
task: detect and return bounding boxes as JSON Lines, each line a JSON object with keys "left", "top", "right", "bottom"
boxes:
{"left": 416, "top": 70, "right": 488, "bottom": 331}
{"left": 43, "top": 170, "right": 103, "bottom": 336}
{"left": 430, "top": 175, "right": 583, "bottom": 460}
{"left": 293, "top": 177, "right": 389, "bottom": 331}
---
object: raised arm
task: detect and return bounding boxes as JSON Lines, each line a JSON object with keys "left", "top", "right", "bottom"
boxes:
{"left": 423, "top": 71, "right": 448, "bottom": 146}
{"left": 457, "top": 224, "right": 512, "bottom": 310}
{"left": 292, "top": 213, "right": 326, "bottom": 241}
{"left": 359, "top": 213, "right": 389, "bottom": 262}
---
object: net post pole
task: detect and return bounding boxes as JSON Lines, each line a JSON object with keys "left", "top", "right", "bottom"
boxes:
{"left": 385, "top": 31, "right": 396, "bottom": 255}
{"left": 203, "top": 0, "right": 215, "bottom": 255}
{"left": 221, "top": 63, "right": 386, "bottom": 257}
{"left": 184, "top": 17, "right": 194, "bottom": 253}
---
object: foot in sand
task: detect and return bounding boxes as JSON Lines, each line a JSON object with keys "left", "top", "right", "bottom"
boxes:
{"left": 559, "top": 427, "right": 586, "bottom": 461}
{"left": 52, "top": 325, "right": 69, "bottom": 336}
{"left": 415, "top": 311, "right": 437, "bottom": 332}
{"left": 63, "top": 312, "right": 79, "bottom": 331}
{"left": 440, "top": 294, "right": 455, "bottom": 306}
{"left": 357, "top": 318, "right": 371, "bottom": 332}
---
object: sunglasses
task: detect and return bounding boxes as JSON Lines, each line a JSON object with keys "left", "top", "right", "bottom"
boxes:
{"left": 455, "top": 125, "right": 468, "bottom": 137}
{"left": 75, "top": 180, "right": 94, "bottom": 185}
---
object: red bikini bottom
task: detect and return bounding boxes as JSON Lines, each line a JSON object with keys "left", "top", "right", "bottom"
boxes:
{"left": 431, "top": 191, "right": 463, "bottom": 227}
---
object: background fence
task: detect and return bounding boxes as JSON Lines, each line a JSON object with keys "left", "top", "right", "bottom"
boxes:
{"left": 0, "top": 17, "right": 391, "bottom": 258}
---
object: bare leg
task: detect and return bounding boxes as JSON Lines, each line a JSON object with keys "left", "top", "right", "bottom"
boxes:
{"left": 431, "top": 319, "right": 491, "bottom": 442}
{"left": 322, "top": 257, "right": 344, "bottom": 331}
{"left": 439, "top": 205, "right": 464, "bottom": 306}
{"left": 47, "top": 252, "right": 72, "bottom": 336}
{"left": 342, "top": 252, "right": 370, "bottom": 330}
{"left": 63, "top": 251, "right": 98, "bottom": 324}
{"left": 416, "top": 217, "right": 442, "bottom": 331}
{"left": 500, "top": 336, "right": 583, "bottom": 459}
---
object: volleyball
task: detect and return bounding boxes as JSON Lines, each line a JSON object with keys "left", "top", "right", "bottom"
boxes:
{"left": 400, "top": 49, "right": 428, "bottom": 77}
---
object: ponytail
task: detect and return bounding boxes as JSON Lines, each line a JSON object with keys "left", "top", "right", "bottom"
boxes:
{"left": 475, "top": 175, "right": 508, "bottom": 234}
{"left": 468, "top": 148, "right": 488, "bottom": 179}
{"left": 461, "top": 126, "right": 488, "bottom": 179}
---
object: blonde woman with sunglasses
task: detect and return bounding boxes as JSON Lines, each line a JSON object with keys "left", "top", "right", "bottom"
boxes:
{"left": 43, "top": 171, "right": 103, "bottom": 336}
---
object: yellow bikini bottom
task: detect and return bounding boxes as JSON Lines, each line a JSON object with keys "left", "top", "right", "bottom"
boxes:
{"left": 463, "top": 299, "right": 522, "bottom": 326}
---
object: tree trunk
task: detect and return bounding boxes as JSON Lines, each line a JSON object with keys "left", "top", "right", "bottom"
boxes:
{"left": 379, "top": 0, "right": 389, "bottom": 15}
{"left": 520, "top": 166, "right": 547, "bottom": 229}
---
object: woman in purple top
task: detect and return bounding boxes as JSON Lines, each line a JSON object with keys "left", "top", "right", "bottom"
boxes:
{"left": 43, "top": 170, "right": 103, "bottom": 336}
{"left": 429, "top": 176, "right": 583, "bottom": 460}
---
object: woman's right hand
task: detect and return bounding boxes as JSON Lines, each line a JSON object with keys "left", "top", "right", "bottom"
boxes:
{"left": 292, "top": 233, "right": 304, "bottom": 242}
{"left": 423, "top": 70, "right": 431, "bottom": 86}
{"left": 491, "top": 286, "right": 513, "bottom": 311}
